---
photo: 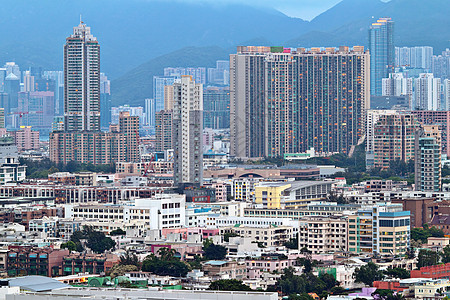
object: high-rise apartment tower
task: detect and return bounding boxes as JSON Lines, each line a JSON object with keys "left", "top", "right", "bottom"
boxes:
{"left": 64, "top": 21, "right": 100, "bottom": 131}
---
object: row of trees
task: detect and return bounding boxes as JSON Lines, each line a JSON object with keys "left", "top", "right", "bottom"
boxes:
{"left": 20, "top": 158, "right": 116, "bottom": 179}
{"left": 108, "top": 239, "right": 228, "bottom": 278}
{"left": 353, "top": 262, "right": 411, "bottom": 286}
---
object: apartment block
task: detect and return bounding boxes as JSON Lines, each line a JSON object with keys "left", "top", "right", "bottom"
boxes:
{"left": 230, "top": 46, "right": 369, "bottom": 158}
{"left": 298, "top": 216, "right": 348, "bottom": 254}
{"left": 348, "top": 203, "right": 410, "bottom": 255}
{"left": 373, "top": 113, "right": 420, "bottom": 169}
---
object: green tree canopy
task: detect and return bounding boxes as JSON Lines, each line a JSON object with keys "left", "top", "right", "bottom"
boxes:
{"left": 70, "top": 226, "right": 116, "bottom": 254}
{"left": 141, "top": 248, "right": 190, "bottom": 277}
{"left": 208, "top": 279, "right": 252, "bottom": 291}
{"left": 203, "top": 239, "right": 227, "bottom": 260}
{"left": 353, "top": 262, "right": 384, "bottom": 286}
{"left": 418, "top": 249, "right": 440, "bottom": 268}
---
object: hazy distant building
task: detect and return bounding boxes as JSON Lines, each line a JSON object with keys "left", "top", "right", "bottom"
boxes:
{"left": 164, "top": 67, "right": 206, "bottom": 85}
{"left": 172, "top": 76, "right": 203, "bottom": 186}
{"left": 144, "top": 98, "right": 156, "bottom": 128}
{"left": 64, "top": 21, "right": 100, "bottom": 131}
{"left": 444, "top": 79, "right": 450, "bottom": 110}
{"left": 43, "top": 71, "right": 64, "bottom": 116}
{"left": 432, "top": 49, "right": 450, "bottom": 80}
{"left": 369, "top": 18, "right": 395, "bottom": 96}
{"left": 373, "top": 113, "right": 420, "bottom": 169}
{"left": 203, "top": 86, "right": 230, "bottom": 129}
{"left": 382, "top": 73, "right": 413, "bottom": 109}
{"left": 415, "top": 73, "right": 441, "bottom": 110}
{"left": 23, "top": 73, "right": 35, "bottom": 92}
{"left": 415, "top": 125, "right": 441, "bottom": 192}
{"left": 230, "top": 46, "right": 370, "bottom": 158}
{"left": 208, "top": 60, "right": 230, "bottom": 85}
{"left": 17, "top": 91, "right": 55, "bottom": 130}
{"left": 4, "top": 73, "right": 20, "bottom": 114}
{"left": 395, "top": 46, "right": 433, "bottom": 70}
{"left": 153, "top": 76, "right": 177, "bottom": 122}
{"left": 100, "top": 73, "right": 111, "bottom": 130}
{"left": 111, "top": 105, "right": 144, "bottom": 127}
{"left": 4, "top": 62, "right": 20, "bottom": 79}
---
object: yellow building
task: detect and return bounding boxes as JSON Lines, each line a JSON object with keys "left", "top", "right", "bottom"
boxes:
{"left": 254, "top": 181, "right": 332, "bottom": 209}
{"left": 255, "top": 182, "right": 290, "bottom": 209}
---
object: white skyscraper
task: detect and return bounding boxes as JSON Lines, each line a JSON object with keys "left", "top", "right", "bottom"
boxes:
{"left": 415, "top": 73, "right": 441, "bottom": 111}
{"left": 64, "top": 21, "right": 100, "bottom": 131}
{"left": 172, "top": 76, "right": 203, "bottom": 186}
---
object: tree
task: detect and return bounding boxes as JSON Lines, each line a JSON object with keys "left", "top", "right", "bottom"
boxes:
{"left": 284, "top": 234, "right": 299, "bottom": 249}
{"left": 119, "top": 250, "right": 140, "bottom": 267}
{"left": 417, "top": 249, "right": 440, "bottom": 268}
{"left": 327, "top": 191, "right": 348, "bottom": 204}
{"left": 353, "top": 262, "right": 384, "bottom": 286}
{"left": 141, "top": 248, "right": 190, "bottom": 277}
{"left": 107, "top": 264, "right": 138, "bottom": 278}
{"left": 69, "top": 226, "right": 116, "bottom": 254}
{"left": 157, "top": 247, "right": 177, "bottom": 261}
{"left": 276, "top": 267, "right": 339, "bottom": 296}
{"left": 405, "top": 247, "right": 416, "bottom": 259}
{"left": 61, "top": 241, "right": 77, "bottom": 251}
{"left": 110, "top": 228, "right": 126, "bottom": 236}
{"left": 411, "top": 225, "right": 445, "bottom": 244}
{"left": 223, "top": 232, "right": 239, "bottom": 242}
{"left": 203, "top": 239, "right": 227, "bottom": 260}
{"left": 208, "top": 279, "right": 252, "bottom": 291}
{"left": 442, "top": 245, "right": 450, "bottom": 263}
{"left": 297, "top": 257, "right": 317, "bottom": 274}
{"left": 384, "top": 268, "right": 410, "bottom": 279}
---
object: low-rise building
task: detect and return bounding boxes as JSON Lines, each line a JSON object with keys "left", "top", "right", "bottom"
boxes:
{"left": 220, "top": 225, "right": 294, "bottom": 248}
{"left": 203, "top": 260, "right": 247, "bottom": 280}
{"left": 254, "top": 181, "right": 333, "bottom": 209}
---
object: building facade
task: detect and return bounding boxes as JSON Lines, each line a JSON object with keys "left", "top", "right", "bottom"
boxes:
{"left": 415, "top": 126, "right": 441, "bottom": 192}
{"left": 203, "top": 86, "right": 230, "bottom": 129}
{"left": 230, "top": 46, "right": 370, "bottom": 158}
{"left": 373, "top": 113, "right": 420, "bottom": 169}
{"left": 64, "top": 21, "right": 100, "bottom": 132}
{"left": 369, "top": 17, "right": 394, "bottom": 96}
{"left": 155, "top": 110, "right": 173, "bottom": 151}
{"left": 172, "top": 76, "right": 203, "bottom": 185}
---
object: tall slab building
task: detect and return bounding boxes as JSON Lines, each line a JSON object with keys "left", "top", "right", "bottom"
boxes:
{"left": 172, "top": 76, "right": 203, "bottom": 185}
{"left": 230, "top": 46, "right": 370, "bottom": 159}
{"left": 64, "top": 21, "right": 100, "bottom": 132}
{"left": 369, "top": 17, "right": 394, "bottom": 96}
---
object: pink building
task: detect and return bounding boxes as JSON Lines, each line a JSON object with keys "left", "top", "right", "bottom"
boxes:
{"left": 12, "top": 126, "right": 39, "bottom": 151}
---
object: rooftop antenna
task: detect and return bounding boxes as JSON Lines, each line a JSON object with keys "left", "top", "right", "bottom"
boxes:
{"left": 80, "top": 14, "right": 83, "bottom": 24}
